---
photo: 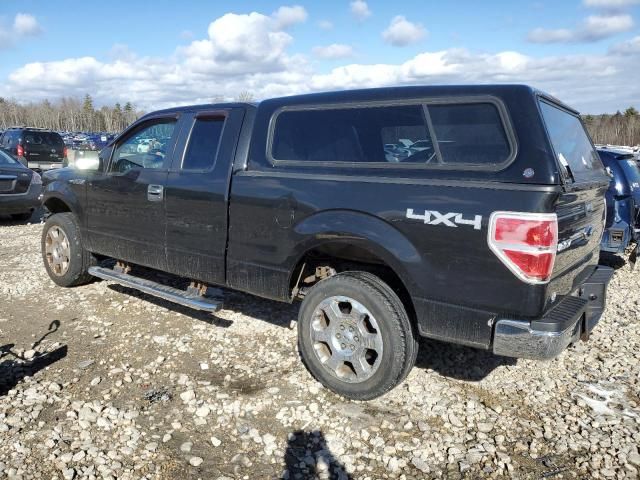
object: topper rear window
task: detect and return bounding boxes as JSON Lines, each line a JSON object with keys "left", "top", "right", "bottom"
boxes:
{"left": 539, "top": 100, "right": 606, "bottom": 184}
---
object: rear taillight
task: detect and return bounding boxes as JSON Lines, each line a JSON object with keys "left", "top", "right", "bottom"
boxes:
{"left": 488, "top": 211, "right": 558, "bottom": 284}
{"left": 17, "top": 144, "right": 24, "bottom": 157}
{"left": 63, "top": 146, "right": 68, "bottom": 158}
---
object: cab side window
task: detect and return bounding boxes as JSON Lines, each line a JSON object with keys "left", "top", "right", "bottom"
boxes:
{"left": 110, "top": 119, "right": 177, "bottom": 174}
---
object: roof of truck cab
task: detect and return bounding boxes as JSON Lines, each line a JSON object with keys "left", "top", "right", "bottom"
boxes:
{"left": 141, "top": 84, "right": 579, "bottom": 117}
{"left": 141, "top": 102, "right": 258, "bottom": 117}
{"left": 261, "top": 84, "right": 580, "bottom": 115}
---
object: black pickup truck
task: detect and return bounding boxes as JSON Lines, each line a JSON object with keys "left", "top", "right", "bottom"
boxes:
{"left": 41, "top": 85, "right": 613, "bottom": 400}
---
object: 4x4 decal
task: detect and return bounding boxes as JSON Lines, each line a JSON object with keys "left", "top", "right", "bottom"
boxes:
{"left": 406, "top": 208, "right": 483, "bottom": 230}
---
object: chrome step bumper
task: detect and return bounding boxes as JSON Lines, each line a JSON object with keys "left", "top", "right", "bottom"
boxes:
{"left": 88, "top": 266, "right": 223, "bottom": 312}
{"left": 492, "top": 266, "right": 614, "bottom": 360}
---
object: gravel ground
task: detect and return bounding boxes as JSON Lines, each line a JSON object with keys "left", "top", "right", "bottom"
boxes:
{"left": 0, "top": 213, "right": 639, "bottom": 480}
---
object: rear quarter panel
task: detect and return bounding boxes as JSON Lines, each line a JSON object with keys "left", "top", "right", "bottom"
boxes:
{"left": 227, "top": 171, "right": 564, "bottom": 319}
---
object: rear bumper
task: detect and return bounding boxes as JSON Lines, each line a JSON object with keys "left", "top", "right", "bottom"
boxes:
{"left": 27, "top": 161, "right": 64, "bottom": 172}
{"left": 0, "top": 183, "right": 43, "bottom": 214}
{"left": 492, "top": 266, "right": 614, "bottom": 360}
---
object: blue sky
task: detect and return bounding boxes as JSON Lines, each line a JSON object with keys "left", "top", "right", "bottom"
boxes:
{"left": 1, "top": 0, "right": 639, "bottom": 112}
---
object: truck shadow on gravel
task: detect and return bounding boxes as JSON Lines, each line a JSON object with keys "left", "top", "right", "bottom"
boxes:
{"left": 415, "top": 338, "right": 516, "bottom": 381}
{"left": 599, "top": 252, "right": 627, "bottom": 270}
{"left": 108, "top": 279, "right": 513, "bottom": 382}
{"left": 283, "top": 430, "right": 352, "bottom": 480}
{"left": 0, "top": 208, "right": 45, "bottom": 226}
{"left": 107, "top": 283, "right": 296, "bottom": 329}
{"left": 0, "top": 321, "right": 67, "bottom": 396}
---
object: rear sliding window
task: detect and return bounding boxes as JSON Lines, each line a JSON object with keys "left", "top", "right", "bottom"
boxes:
{"left": 182, "top": 117, "right": 225, "bottom": 170}
{"left": 270, "top": 101, "right": 513, "bottom": 168}
{"left": 539, "top": 100, "right": 605, "bottom": 183}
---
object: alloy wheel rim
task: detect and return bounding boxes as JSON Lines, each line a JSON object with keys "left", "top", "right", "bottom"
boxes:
{"left": 309, "top": 295, "right": 384, "bottom": 383}
{"left": 45, "top": 226, "right": 71, "bottom": 276}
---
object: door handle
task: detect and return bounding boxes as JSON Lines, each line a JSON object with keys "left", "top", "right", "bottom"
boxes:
{"left": 147, "top": 184, "right": 164, "bottom": 202}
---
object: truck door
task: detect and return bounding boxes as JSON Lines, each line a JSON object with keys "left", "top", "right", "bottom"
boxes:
{"left": 85, "top": 115, "right": 181, "bottom": 270}
{"left": 164, "top": 108, "right": 245, "bottom": 285}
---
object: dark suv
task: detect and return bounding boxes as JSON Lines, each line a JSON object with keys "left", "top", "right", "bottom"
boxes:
{"left": 0, "top": 127, "right": 67, "bottom": 172}
{"left": 40, "top": 85, "right": 614, "bottom": 399}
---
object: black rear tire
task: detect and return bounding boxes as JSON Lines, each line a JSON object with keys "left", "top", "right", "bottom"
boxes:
{"left": 345, "top": 271, "right": 419, "bottom": 383}
{"left": 41, "top": 212, "right": 96, "bottom": 287}
{"left": 298, "top": 272, "right": 417, "bottom": 400}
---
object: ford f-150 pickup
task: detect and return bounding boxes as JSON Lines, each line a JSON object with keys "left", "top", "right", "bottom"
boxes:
{"left": 41, "top": 85, "right": 614, "bottom": 399}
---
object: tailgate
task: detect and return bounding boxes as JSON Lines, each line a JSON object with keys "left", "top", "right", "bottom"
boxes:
{"left": 23, "top": 131, "right": 64, "bottom": 165}
{"left": 553, "top": 184, "right": 607, "bottom": 287}
{"left": 538, "top": 97, "right": 610, "bottom": 299}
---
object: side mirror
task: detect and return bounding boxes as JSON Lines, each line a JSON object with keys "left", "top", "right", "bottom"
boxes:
{"left": 72, "top": 148, "right": 107, "bottom": 171}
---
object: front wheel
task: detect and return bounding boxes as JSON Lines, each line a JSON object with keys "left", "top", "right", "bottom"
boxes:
{"left": 41, "top": 212, "right": 96, "bottom": 287}
{"left": 297, "top": 272, "right": 416, "bottom": 400}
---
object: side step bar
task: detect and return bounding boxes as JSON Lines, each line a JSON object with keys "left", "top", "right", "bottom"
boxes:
{"left": 88, "top": 266, "right": 223, "bottom": 312}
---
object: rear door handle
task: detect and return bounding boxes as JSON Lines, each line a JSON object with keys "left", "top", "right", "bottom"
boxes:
{"left": 147, "top": 184, "right": 164, "bottom": 202}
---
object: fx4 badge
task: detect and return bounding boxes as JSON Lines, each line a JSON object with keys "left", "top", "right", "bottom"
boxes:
{"left": 406, "top": 208, "right": 483, "bottom": 230}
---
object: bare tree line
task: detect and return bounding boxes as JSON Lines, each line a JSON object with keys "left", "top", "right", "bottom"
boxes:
{"left": 0, "top": 95, "right": 142, "bottom": 133}
{"left": 584, "top": 107, "right": 640, "bottom": 147}
{"left": 0, "top": 91, "right": 259, "bottom": 134}
{"left": 1, "top": 94, "right": 639, "bottom": 146}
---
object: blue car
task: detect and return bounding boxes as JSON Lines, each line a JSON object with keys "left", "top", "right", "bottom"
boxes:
{"left": 598, "top": 147, "right": 640, "bottom": 255}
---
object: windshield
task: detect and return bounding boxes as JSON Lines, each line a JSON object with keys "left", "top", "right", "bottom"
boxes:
{"left": 539, "top": 100, "right": 606, "bottom": 183}
{"left": 0, "top": 150, "right": 19, "bottom": 166}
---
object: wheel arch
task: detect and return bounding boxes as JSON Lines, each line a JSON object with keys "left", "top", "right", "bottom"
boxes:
{"left": 43, "top": 195, "right": 73, "bottom": 215}
{"left": 288, "top": 210, "right": 424, "bottom": 321}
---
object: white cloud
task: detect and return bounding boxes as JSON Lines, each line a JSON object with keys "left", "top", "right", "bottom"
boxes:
{"left": 179, "top": 12, "right": 297, "bottom": 75}
{"left": 382, "top": 15, "right": 427, "bottom": 47}
{"left": 312, "top": 43, "right": 355, "bottom": 59}
{"left": 527, "top": 14, "right": 633, "bottom": 43}
{"left": 350, "top": 0, "right": 371, "bottom": 21}
{"left": 272, "top": 5, "right": 308, "bottom": 29}
{"left": 609, "top": 34, "right": 640, "bottom": 54}
{"left": 2, "top": 7, "right": 640, "bottom": 113}
{"left": 527, "top": 28, "right": 574, "bottom": 43}
{"left": 0, "top": 13, "right": 41, "bottom": 49}
{"left": 13, "top": 13, "right": 41, "bottom": 36}
{"left": 581, "top": 14, "right": 634, "bottom": 38}
{"left": 584, "top": 0, "right": 640, "bottom": 8}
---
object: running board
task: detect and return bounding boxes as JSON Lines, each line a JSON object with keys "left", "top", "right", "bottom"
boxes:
{"left": 88, "top": 266, "right": 223, "bottom": 312}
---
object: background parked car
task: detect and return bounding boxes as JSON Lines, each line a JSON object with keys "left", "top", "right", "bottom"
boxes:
{"left": 598, "top": 147, "right": 640, "bottom": 255}
{"left": 0, "top": 127, "right": 67, "bottom": 172}
{"left": 0, "top": 149, "right": 42, "bottom": 221}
